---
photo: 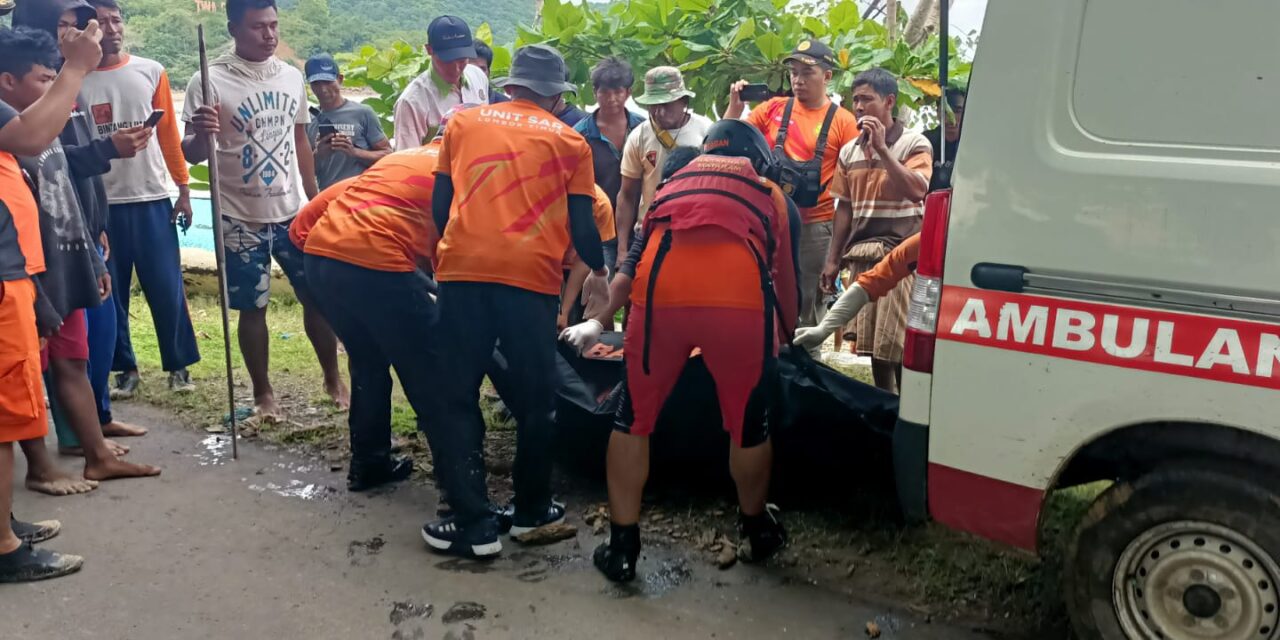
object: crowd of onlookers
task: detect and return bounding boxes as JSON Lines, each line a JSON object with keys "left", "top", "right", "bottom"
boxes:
{"left": 0, "top": 0, "right": 962, "bottom": 582}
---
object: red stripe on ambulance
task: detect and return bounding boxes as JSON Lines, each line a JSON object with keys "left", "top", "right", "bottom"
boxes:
{"left": 937, "top": 287, "right": 1280, "bottom": 390}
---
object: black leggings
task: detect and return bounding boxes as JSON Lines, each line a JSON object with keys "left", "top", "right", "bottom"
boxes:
{"left": 304, "top": 256, "right": 438, "bottom": 470}
{"left": 428, "top": 281, "right": 560, "bottom": 523}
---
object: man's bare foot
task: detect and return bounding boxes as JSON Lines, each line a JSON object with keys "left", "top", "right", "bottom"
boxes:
{"left": 102, "top": 421, "right": 148, "bottom": 438}
{"left": 254, "top": 394, "right": 284, "bottom": 424}
{"left": 83, "top": 457, "right": 161, "bottom": 481}
{"left": 60, "top": 438, "right": 129, "bottom": 458}
{"left": 26, "top": 469, "right": 99, "bottom": 496}
{"left": 324, "top": 379, "right": 351, "bottom": 410}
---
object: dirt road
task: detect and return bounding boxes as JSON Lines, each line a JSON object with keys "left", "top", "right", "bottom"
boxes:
{"left": 4, "top": 405, "right": 994, "bottom": 639}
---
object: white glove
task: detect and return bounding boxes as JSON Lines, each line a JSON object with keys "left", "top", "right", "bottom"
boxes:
{"left": 559, "top": 319, "right": 604, "bottom": 353}
{"left": 580, "top": 271, "right": 611, "bottom": 320}
{"left": 792, "top": 285, "right": 870, "bottom": 350}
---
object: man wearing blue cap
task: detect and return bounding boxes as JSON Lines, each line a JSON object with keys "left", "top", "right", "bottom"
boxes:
{"left": 392, "top": 15, "right": 488, "bottom": 150}
{"left": 306, "top": 53, "right": 390, "bottom": 190}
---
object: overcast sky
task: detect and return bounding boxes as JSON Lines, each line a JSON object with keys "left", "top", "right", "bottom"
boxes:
{"left": 783, "top": 0, "right": 988, "bottom": 35}
{"left": 898, "top": 0, "right": 987, "bottom": 35}
{"left": 574, "top": 0, "right": 990, "bottom": 36}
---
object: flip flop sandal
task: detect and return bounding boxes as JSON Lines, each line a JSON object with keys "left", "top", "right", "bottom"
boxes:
{"left": 0, "top": 543, "right": 83, "bottom": 583}
{"left": 11, "top": 515, "right": 60, "bottom": 544}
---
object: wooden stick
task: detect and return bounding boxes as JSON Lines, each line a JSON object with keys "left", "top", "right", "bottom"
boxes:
{"left": 198, "top": 25, "right": 239, "bottom": 460}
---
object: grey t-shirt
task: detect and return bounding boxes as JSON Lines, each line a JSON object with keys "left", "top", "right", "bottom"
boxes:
{"left": 306, "top": 100, "right": 387, "bottom": 189}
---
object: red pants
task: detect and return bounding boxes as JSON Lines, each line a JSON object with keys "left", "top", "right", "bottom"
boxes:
{"left": 622, "top": 304, "right": 771, "bottom": 447}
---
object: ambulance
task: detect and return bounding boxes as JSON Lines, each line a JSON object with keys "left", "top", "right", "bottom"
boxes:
{"left": 892, "top": 1, "right": 1280, "bottom": 638}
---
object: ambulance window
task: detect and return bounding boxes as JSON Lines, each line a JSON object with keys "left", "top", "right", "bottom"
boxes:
{"left": 1072, "top": 0, "right": 1279, "bottom": 150}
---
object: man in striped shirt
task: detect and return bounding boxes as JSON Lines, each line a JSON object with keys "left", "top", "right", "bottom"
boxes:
{"left": 824, "top": 68, "right": 932, "bottom": 393}
{"left": 80, "top": 0, "right": 201, "bottom": 399}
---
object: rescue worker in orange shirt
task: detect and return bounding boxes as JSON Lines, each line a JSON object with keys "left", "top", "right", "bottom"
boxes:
{"left": 423, "top": 45, "right": 608, "bottom": 558}
{"left": 561, "top": 120, "right": 801, "bottom": 582}
{"left": 558, "top": 185, "right": 615, "bottom": 330}
{"left": 290, "top": 107, "right": 472, "bottom": 493}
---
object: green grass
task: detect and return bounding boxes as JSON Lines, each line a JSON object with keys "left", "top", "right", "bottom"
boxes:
{"left": 121, "top": 292, "right": 1103, "bottom": 636}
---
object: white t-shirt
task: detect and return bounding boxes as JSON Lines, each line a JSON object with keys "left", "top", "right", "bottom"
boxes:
{"left": 183, "top": 55, "right": 310, "bottom": 224}
{"left": 81, "top": 55, "right": 187, "bottom": 204}
{"left": 619, "top": 112, "right": 713, "bottom": 219}
{"left": 391, "top": 64, "right": 489, "bottom": 151}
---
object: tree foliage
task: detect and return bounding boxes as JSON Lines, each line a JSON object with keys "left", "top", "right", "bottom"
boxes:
{"left": 342, "top": 0, "right": 972, "bottom": 134}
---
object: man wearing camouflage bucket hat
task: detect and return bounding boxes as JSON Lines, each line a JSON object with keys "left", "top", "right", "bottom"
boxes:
{"left": 613, "top": 66, "right": 713, "bottom": 259}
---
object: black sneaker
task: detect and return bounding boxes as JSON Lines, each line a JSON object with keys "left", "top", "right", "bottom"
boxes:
{"left": 168, "top": 368, "right": 195, "bottom": 393}
{"left": 347, "top": 457, "right": 413, "bottom": 492}
{"left": 593, "top": 523, "right": 640, "bottom": 583}
{"left": 739, "top": 505, "right": 787, "bottom": 563}
{"left": 506, "top": 502, "right": 565, "bottom": 537}
{"left": 0, "top": 542, "right": 83, "bottom": 583}
{"left": 11, "top": 515, "right": 60, "bottom": 544}
{"left": 421, "top": 515, "right": 502, "bottom": 558}
{"left": 440, "top": 502, "right": 511, "bottom": 529}
{"left": 110, "top": 371, "right": 140, "bottom": 400}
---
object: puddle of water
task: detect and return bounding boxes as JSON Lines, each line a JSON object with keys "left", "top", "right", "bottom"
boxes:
{"left": 441, "top": 602, "right": 486, "bottom": 624}
{"left": 872, "top": 613, "right": 903, "bottom": 634}
{"left": 247, "top": 479, "right": 337, "bottom": 501}
{"left": 389, "top": 600, "right": 433, "bottom": 625}
{"left": 194, "top": 435, "right": 231, "bottom": 466}
{"left": 272, "top": 461, "right": 314, "bottom": 474}
{"left": 348, "top": 536, "right": 386, "bottom": 557}
{"left": 435, "top": 557, "right": 498, "bottom": 575}
{"left": 605, "top": 556, "right": 694, "bottom": 599}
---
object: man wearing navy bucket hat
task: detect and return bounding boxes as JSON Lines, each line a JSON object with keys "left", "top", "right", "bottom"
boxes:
{"left": 423, "top": 44, "right": 609, "bottom": 558}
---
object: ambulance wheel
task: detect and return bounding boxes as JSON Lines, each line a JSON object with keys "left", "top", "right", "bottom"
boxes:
{"left": 1065, "top": 462, "right": 1280, "bottom": 640}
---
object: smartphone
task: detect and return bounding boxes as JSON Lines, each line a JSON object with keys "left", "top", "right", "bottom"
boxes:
{"left": 143, "top": 109, "right": 165, "bottom": 128}
{"left": 317, "top": 123, "right": 339, "bottom": 137}
{"left": 739, "top": 83, "right": 775, "bottom": 102}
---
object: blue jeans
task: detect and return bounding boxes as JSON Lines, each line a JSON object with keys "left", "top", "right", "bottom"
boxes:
{"left": 109, "top": 198, "right": 200, "bottom": 372}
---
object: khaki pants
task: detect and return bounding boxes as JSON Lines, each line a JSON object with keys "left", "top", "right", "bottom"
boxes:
{"left": 797, "top": 220, "right": 833, "bottom": 331}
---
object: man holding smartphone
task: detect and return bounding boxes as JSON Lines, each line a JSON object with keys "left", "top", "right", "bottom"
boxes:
{"left": 726, "top": 39, "right": 859, "bottom": 353}
{"left": 79, "top": 0, "right": 202, "bottom": 400}
{"left": 306, "top": 53, "right": 390, "bottom": 190}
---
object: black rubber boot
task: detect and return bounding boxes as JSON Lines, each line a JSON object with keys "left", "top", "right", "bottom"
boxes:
{"left": 0, "top": 543, "right": 83, "bottom": 583}
{"left": 739, "top": 506, "right": 787, "bottom": 563}
{"left": 593, "top": 523, "right": 641, "bottom": 583}
{"left": 11, "top": 514, "right": 60, "bottom": 544}
{"left": 347, "top": 456, "right": 413, "bottom": 492}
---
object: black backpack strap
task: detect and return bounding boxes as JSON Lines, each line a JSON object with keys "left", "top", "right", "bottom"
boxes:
{"left": 641, "top": 229, "right": 674, "bottom": 375}
{"left": 811, "top": 103, "right": 839, "bottom": 164}
{"left": 773, "top": 98, "right": 796, "bottom": 150}
{"left": 746, "top": 241, "right": 778, "bottom": 372}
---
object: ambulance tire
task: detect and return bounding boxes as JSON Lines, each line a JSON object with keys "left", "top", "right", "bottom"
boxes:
{"left": 1065, "top": 461, "right": 1280, "bottom": 640}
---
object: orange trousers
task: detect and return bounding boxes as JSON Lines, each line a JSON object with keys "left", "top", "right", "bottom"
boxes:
{"left": 0, "top": 278, "right": 47, "bottom": 443}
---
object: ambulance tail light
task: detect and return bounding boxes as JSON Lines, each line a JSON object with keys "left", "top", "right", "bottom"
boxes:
{"left": 904, "top": 190, "right": 952, "bottom": 374}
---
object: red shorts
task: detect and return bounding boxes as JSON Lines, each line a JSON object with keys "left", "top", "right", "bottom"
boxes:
{"left": 42, "top": 308, "right": 90, "bottom": 366}
{"left": 620, "top": 304, "right": 772, "bottom": 447}
{"left": 0, "top": 279, "right": 48, "bottom": 443}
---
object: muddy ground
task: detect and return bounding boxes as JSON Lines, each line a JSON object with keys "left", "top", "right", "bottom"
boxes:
{"left": 2, "top": 405, "right": 1004, "bottom": 639}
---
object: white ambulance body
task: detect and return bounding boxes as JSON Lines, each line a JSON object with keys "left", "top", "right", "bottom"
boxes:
{"left": 893, "top": 1, "right": 1280, "bottom": 637}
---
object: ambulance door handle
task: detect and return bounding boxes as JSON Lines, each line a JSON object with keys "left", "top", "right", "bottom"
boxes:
{"left": 971, "top": 263, "right": 1027, "bottom": 293}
